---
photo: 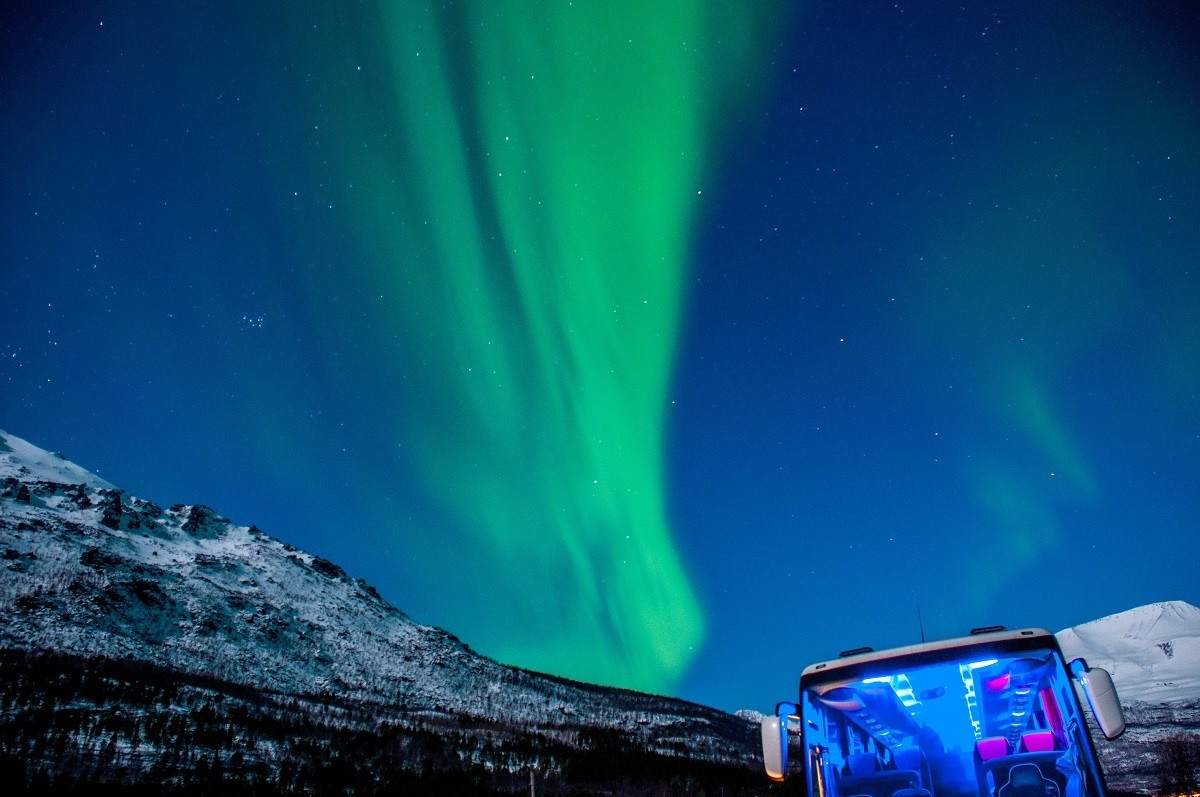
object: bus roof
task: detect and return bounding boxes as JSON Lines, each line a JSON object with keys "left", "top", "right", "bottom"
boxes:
{"left": 801, "top": 628, "right": 1058, "bottom": 685}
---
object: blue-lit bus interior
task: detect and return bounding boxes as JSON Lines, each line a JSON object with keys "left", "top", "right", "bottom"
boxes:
{"left": 800, "top": 648, "right": 1106, "bottom": 797}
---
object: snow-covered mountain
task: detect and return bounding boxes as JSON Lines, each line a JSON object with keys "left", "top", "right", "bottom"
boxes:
{"left": 0, "top": 432, "right": 115, "bottom": 491}
{"left": 1058, "top": 601, "right": 1200, "bottom": 704}
{"left": 0, "top": 428, "right": 753, "bottom": 767}
{"left": 1057, "top": 602, "right": 1200, "bottom": 793}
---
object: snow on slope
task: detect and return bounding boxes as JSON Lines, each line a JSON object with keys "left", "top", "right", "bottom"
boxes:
{"left": 0, "top": 433, "right": 114, "bottom": 490}
{"left": 0, "top": 428, "right": 754, "bottom": 764}
{"left": 1057, "top": 601, "right": 1200, "bottom": 704}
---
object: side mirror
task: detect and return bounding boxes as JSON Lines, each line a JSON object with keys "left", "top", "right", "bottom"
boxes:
{"left": 1070, "top": 658, "right": 1125, "bottom": 739}
{"left": 762, "top": 715, "right": 786, "bottom": 781}
{"left": 762, "top": 702, "right": 798, "bottom": 781}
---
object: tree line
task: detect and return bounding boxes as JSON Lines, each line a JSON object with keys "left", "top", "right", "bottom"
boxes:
{"left": 0, "top": 649, "right": 787, "bottom": 796}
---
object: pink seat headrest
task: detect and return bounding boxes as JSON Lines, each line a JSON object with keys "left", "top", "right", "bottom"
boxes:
{"left": 1020, "top": 731, "right": 1055, "bottom": 752}
{"left": 976, "top": 737, "right": 1008, "bottom": 760}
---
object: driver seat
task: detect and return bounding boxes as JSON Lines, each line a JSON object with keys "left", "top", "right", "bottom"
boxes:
{"left": 997, "top": 763, "right": 1060, "bottom": 797}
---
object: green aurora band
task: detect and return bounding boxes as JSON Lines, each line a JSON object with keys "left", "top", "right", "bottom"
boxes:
{"left": 317, "top": 2, "right": 781, "bottom": 692}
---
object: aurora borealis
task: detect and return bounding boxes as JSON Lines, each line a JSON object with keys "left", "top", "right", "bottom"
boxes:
{"left": 318, "top": 1, "right": 781, "bottom": 689}
{"left": 2, "top": 1, "right": 1198, "bottom": 712}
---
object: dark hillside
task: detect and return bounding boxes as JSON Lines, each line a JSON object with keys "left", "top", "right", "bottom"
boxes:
{"left": 0, "top": 649, "right": 786, "bottom": 796}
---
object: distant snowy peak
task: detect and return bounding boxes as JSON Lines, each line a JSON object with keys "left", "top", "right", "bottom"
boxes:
{"left": 1057, "top": 601, "right": 1200, "bottom": 704}
{"left": 0, "top": 430, "right": 115, "bottom": 490}
{"left": 1058, "top": 600, "right": 1200, "bottom": 656}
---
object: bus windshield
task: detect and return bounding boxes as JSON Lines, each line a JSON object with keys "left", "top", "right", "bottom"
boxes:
{"left": 799, "top": 641, "right": 1106, "bottom": 797}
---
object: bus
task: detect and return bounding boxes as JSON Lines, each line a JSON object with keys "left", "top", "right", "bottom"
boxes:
{"left": 761, "top": 627, "right": 1125, "bottom": 797}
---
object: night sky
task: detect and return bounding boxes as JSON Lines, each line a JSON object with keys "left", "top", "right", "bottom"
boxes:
{"left": 2, "top": 1, "right": 1197, "bottom": 715}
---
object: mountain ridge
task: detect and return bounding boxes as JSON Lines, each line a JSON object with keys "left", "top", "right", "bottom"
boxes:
{"left": 0, "top": 427, "right": 754, "bottom": 769}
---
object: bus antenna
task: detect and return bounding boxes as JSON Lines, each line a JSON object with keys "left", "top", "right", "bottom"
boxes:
{"left": 917, "top": 605, "right": 926, "bottom": 644}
